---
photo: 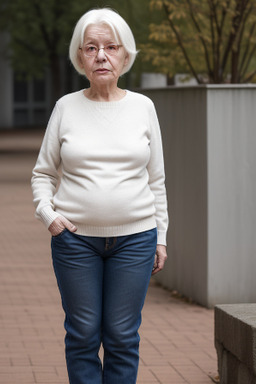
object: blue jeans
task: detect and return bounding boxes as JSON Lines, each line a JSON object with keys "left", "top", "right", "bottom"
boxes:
{"left": 51, "top": 228, "right": 157, "bottom": 384}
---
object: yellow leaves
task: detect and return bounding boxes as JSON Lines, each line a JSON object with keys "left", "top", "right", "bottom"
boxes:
{"left": 150, "top": 0, "right": 181, "bottom": 12}
{"left": 139, "top": 44, "right": 158, "bottom": 61}
{"left": 149, "top": 22, "right": 174, "bottom": 42}
{"left": 197, "top": 32, "right": 212, "bottom": 44}
{"left": 147, "top": 0, "right": 256, "bottom": 82}
{"left": 140, "top": 39, "right": 198, "bottom": 76}
{"left": 149, "top": 0, "right": 163, "bottom": 11}
{"left": 167, "top": 8, "right": 187, "bottom": 21}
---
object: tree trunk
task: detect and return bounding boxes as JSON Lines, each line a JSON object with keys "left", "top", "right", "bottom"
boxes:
{"left": 231, "top": 49, "right": 240, "bottom": 83}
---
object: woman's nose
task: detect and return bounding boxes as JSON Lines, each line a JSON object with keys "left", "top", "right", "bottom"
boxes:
{"left": 96, "top": 48, "right": 107, "bottom": 61}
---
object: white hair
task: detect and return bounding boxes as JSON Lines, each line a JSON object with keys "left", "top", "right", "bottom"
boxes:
{"left": 69, "top": 8, "right": 138, "bottom": 76}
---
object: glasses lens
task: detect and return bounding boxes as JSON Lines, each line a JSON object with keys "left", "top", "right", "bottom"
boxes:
{"left": 84, "top": 45, "right": 97, "bottom": 57}
{"left": 104, "top": 45, "right": 119, "bottom": 56}
{"left": 82, "top": 44, "right": 121, "bottom": 57}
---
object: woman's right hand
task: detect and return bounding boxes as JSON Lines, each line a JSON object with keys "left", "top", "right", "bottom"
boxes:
{"left": 48, "top": 216, "right": 77, "bottom": 237}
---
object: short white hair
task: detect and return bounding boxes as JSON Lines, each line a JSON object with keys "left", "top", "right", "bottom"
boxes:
{"left": 69, "top": 8, "right": 138, "bottom": 76}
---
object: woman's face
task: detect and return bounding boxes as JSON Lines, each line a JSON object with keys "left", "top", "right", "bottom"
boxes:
{"left": 79, "top": 24, "right": 129, "bottom": 86}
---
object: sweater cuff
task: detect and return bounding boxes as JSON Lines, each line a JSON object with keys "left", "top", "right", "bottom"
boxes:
{"left": 38, "top": 206, "right": 62, "bottom": 229}
{"left": 157, "top": 230, "right": 167, "bottom": 246}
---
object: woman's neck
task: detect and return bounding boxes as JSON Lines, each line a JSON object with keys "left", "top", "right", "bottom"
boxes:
{"left": 84, "top": 85, "right": 126, "bottom": 102}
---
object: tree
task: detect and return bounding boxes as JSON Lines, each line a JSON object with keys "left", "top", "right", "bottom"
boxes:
{"left": 0, "top": 0, "right": 154, "bottom": 106}
{"left": 0, "top": 0, "right": 96, "bottom": 106}
{"left": 144, "top": 0, "right": 256, "bottom": 83}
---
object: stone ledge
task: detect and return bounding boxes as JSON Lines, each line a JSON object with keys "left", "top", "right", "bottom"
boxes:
{"left": 215, "top": 304, "right": 256, "bottom": 384}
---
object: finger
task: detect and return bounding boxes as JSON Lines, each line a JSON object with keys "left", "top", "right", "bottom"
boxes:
{"left": 151, "top": 267, "right": 160, "bottom": 275}
{"left": 152, "top": 260, "right": 159, "bottom": 275}
{"left": 48, "top": 218, "right": 63, "bottom": 233}
{"left": 48, "top": 216, "right": 76, "bottom": 236}
{"left": 61, "top": 217, "right": 77, "bottom": 232}
{"left": 151, "top": 263, "right": 164, "bottom": 275}
{"left": 151, "top": 255, "right": 167, "bottom": 275}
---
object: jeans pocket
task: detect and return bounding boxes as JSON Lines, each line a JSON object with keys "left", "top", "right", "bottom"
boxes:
{"left": 52, "top": 228, "right": 68, "bottom": 239}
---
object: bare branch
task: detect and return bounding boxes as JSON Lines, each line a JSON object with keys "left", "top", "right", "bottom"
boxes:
{"left": 240, "top": 42, "right": 256, "bottom": 80}
{"left": 219, "top": 0, "right": 231, "bottom": 36}
{"left": 230, "top": 0, "right": 252, "bottom": 82}
{"left": 208, "top": 0, "right": 216, "bottom": 53}
{"left": 239, "top": 18, "right": 256, "bottom": 76}
{"left": 185, "top": 0, "right": 212, "bottom": 75}
{"left": 221, "top": 0, "right": 248, "bottom": 76}
{"left": 211, "top": 0, "right": 221, "bottom": 35}
{"left": 243, "top": 68, "right": 256, "bottom": 83}
{"left": 161, "top": 0, "right": 202, "bottom": 83}
{"left": 208, "top": 0, "right": 219, "bottom": 81}
{"left": 235, "top": 4, "right": 253, "bottom": 80}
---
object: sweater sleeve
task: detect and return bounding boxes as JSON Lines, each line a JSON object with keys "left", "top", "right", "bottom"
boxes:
{"left": 147, "top": 102, "right": 169, "bottom": 246}
{"left": 31, "top": 103, "right": 63, "bottom": 228}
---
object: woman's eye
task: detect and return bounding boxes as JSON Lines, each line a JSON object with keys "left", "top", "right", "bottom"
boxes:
{"left": 106, "top": 45, "right": 117, "bottom": 52}
{"left": 86, "top": 45, "right": 96, "bottom": 53}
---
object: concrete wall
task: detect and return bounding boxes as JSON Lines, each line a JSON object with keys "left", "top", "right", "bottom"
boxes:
{"left": 142, "top": 85, "right": 256, "bottom": 307}
{"left": 215, "top": 304, "right": 256, "bottom": 384}
{"left": 207, "top": 87, "right": 256, "bottom": 306}
{"left": 140, "top": 73, "right": 167, "bottom": 88}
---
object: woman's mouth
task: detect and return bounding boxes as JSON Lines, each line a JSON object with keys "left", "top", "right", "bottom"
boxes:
{"left": 95, "top": 69, "right": 110, "bottom": 73}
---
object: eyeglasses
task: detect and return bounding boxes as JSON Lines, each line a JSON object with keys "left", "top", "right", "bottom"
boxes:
{"left": 79, "top": 44, "right": 123, "bottom": 57}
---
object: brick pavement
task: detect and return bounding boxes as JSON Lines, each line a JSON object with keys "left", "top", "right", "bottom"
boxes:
{"left": 0, "top": 130, "right": 218, "bottom": 383}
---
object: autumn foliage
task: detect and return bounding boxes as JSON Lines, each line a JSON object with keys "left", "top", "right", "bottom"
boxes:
{"left": 144, "top": 0, "right": 256, "bottom": 83}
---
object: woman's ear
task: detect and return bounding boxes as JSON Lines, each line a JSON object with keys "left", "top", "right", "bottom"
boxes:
{"left": 124, "top": 53, "right": 129, "bottom": 67}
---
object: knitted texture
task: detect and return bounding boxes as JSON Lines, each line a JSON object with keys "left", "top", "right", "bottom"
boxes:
{"left": 31, "top": 90, "right": 168, "bottom": 245}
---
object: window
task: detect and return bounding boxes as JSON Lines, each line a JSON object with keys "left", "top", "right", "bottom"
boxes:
{"left": 14, "top": 77, "right": 28, "bottom": 103}
{"left": 13, "top": 74, "right": 49, "bottom": 127}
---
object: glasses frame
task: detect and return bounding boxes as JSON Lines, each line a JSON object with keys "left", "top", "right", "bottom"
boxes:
{"left": 79, "top": 44, "right": 123, "bottom": 58}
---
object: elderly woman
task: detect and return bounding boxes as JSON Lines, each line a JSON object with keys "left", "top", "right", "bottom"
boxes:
{"left": 31, "top": 8, "right": 168, "bottom": 384}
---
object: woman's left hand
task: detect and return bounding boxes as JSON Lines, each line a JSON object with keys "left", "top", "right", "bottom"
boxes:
{"left": 152, "top": 245, "right": 168, "bottom": 275}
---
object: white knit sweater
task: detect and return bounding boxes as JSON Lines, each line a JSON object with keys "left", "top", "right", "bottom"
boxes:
{"left": 31, "top": 90, "right": 168, "bottom": 245}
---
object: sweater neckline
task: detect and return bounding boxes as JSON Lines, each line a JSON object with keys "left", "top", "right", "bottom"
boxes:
{"left": 81, "top": 89, "right": 129, "bottom": 108}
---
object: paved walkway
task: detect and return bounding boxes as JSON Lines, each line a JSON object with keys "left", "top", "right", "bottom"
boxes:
{"left": 0, "top": 130, "right": 218, "bottom": 383}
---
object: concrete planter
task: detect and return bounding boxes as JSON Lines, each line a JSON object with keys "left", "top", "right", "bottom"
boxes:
{"left": 142, "top": 85, "right": 256, "bottom": 308}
